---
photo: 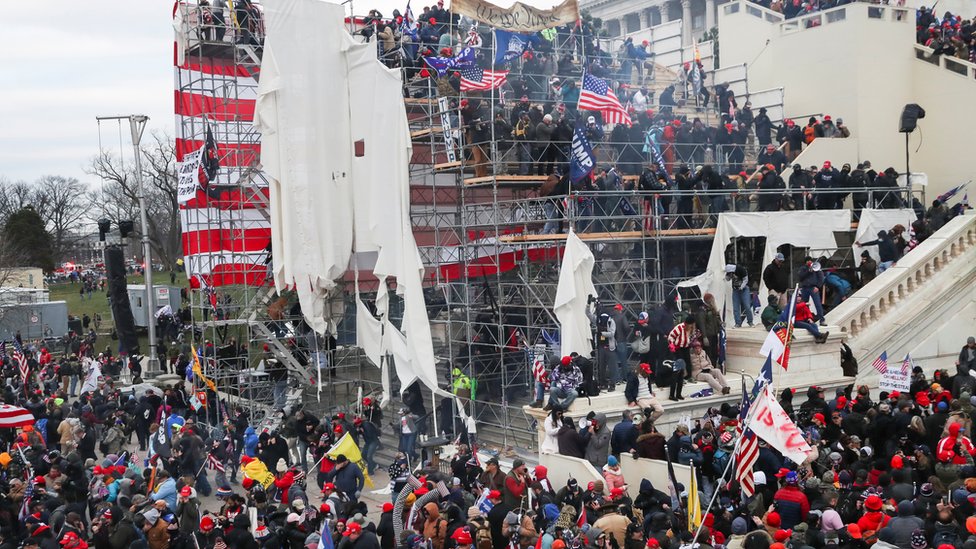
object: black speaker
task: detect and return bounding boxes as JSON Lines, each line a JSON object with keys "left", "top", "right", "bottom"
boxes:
{"left": 899, "top": 103, "right": 926, "bottom": 133}
{"left": 105, "top": 245, "right": 140, "bottom": 355}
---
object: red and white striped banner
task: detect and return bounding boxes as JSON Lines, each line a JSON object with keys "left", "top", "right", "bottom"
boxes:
{"left": 0, "top": 404, "right": 35, "bottom": 429}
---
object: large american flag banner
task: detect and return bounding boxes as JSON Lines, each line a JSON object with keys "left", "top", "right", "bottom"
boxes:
{"left": 578, "top": 73, "right": 631, "bottom": 126}
{"left": 872, "top": 351, "right": 888, "bottom": 375}
{"left": 735, "top": 374, "right": 758, "bottom": 497}
{"left": 173, "top": 10, "right": 271, "bottom": 288}
{"left": 459, "top": 67, "right": 508, "bottom": 92}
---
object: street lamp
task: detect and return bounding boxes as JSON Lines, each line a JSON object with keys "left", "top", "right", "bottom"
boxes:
{"left": 95, "top": 114, "right": 160, "bottom": 374}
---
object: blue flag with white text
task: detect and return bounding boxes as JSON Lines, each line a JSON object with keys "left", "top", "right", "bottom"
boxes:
{"left": 570, "top": 118, "right": 596, "bottom": 183}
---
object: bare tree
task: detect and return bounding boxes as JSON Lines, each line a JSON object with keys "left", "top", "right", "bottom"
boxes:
{"left": 0, "top": 178, "right": 39, "bottom": 226}
{"left": 33, "top": 175, "right": 89, "bottom": 263}
{"left": 86, "top": 132, "right": 182, "bottom": 268}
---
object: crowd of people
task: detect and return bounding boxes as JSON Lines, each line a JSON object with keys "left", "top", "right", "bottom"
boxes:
{"left": 6, "top": 320, "right": 976, "bottom": 549}
{"left": 916, "top": 7, "right": 975, "bottom": 62}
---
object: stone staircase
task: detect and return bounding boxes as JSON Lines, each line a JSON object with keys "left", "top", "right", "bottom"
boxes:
{"left": 826, "top": 210, "right": 976, "bottom": 374}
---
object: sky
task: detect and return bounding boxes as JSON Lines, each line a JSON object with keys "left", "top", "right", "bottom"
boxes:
{"left": 1, "top": 0, "right": 555, "bottom": 186}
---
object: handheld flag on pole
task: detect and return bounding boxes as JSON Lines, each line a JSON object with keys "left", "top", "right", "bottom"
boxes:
{"left": 687, "top": 466, "right": 702, "bottom": 532}
{"left": 578, "top": 72, "right": 631, "bottom": 126}
{"left": 872, "top": 351, "right": 888, "bottom": 374}
{"left": 735, "top": 375, "right": 759, "bottom": 497}
{"left": 569, "top": 117, "right": 596, "bottom": 183}
{"left": 493, "top": 29, "right": 537, "bottom": 64}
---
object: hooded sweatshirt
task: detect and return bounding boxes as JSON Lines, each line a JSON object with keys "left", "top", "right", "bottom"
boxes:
{"left": 585, "top": 414, "right": 611, "bottom": 469}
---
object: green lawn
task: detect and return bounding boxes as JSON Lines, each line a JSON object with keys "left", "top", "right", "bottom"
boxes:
{"left": 47, "top": 273, "right": 189, "bottom": 352}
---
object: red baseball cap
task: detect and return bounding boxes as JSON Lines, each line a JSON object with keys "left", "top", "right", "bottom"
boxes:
{"left": 343, "top": 522, "right": 362, "bottom": 536}
{"left": 324, "top": 482, "right": 336, "bottom": 492}
{"left": 488, "top": 490, "right": 502, "bottom": 500}
{"left": 381, "top": 502, "right": 394, "bottom": 513}
{"left": 180, "top": 486, "right": 192, "bottom": 497}
{"left": 774, "top": 467, "right": 791, "bottom": 478}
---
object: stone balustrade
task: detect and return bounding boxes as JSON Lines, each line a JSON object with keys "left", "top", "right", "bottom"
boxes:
{"left": 827, "top": 210, "right": 976, "bottom": 342}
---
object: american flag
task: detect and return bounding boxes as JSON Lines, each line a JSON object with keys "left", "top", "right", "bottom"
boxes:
{"left": 13, "top": 351, "right": 29, "bottom": 392}
{"left": 206, "top": 451, "right": 225, "bottom": 472}
{"left": 508, "top": 514, "right": 521, "bottom": 549}
{"left": 531, "top": 348, "right": 548, "bottom": 388}
{"left": 459, "top": 67, "right": 507, "bottom": 91}
{"left": 18, "top": 475, "right": 34, "bottom": 521}
{"left": 735, "top": 375, "right": 759, "bottom": 497}
{"left": 872, "top": 351, "right": 888, "bottom": 375}
{"left": 576, "top": 506, "right": 586, "bottom": 528}
{"left": 901, "top": 354, "right": 912, "bottom": 375}
{"left": 578, "top": 73, "right": 631, "bottom": 126}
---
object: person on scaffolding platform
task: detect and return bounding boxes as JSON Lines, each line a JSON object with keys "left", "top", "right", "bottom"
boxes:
{"left": 461, "top": 99, "right": 490, "bottom": 179}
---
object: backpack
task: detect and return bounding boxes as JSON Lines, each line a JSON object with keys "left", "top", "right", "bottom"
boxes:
{"left": 597, "top": 314, "right": 613, "bottom": 337}
{"left": 576, "top": 358, "right": 600, "bottom": 398}
{"left": 632, "top": 334, "right": 651, "bottom": 355}
{"left": 473, "top": 520, "right": 493, "bottom": 549}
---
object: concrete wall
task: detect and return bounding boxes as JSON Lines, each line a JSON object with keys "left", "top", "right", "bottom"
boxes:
{"left": 539, "top": 453, "right": 604, "bottom": 488}
{"left": 619, "top": 456, "right": 693, "bottom": 499}
{"left": 0, "top": 268, "right": 45, "bottom": 290}
{"left": 718, "top": 2, "right": 976, "bottom": 198}
{"left": 788, "top": 137, "right": 860, "bottom": 172}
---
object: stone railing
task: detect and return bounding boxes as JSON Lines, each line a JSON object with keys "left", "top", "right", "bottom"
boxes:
{"left": 914, "top": 44, "right": 976, "bottom": 81}
{"left": 826, "top": 210, "right": 976, "bottom": 340}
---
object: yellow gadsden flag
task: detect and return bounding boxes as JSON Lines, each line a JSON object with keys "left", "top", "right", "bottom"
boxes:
{"left": 327, "top": 432, "right": 373, "bottom": 488}
{"left": 688, "top": 465, "right": 702, "bottom": 533}
{"left": 243, "top": 458, "right": 276, "bottom": 489}
{"left": 191, "top": 344, "right": 218, "bottom": 394}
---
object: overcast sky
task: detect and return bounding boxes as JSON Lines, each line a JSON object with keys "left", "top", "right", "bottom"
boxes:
{"left": 2, "top": 0, "right": 552, "bottom": 186}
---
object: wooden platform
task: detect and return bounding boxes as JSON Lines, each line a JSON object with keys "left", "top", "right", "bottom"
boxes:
{"left": 463, "top": 175, "right": 548, "bottom": 187}
{"left": 409, "top": 127, "right": 444, "bottom": 139}
{"left": 403, "top": 97, "right": 436, "bottom": 106}
{"left": 497, "top": 227, "right": 718, "bottom": 243}
{"left": 433, "top": 160, "right": 462, "bottom": 171}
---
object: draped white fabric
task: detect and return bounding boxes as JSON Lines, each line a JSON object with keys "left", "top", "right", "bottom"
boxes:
{"left": 677, "top": 211, "right": 851, "bottom": 309}
{"left": 554, "top": 232, "right": 598, "bottom": 358}
{"left": 853, "top": 209, "right": 917, "bottom": 264}
{"left": 257, "top": 0, "right": 444, "bottom": 397}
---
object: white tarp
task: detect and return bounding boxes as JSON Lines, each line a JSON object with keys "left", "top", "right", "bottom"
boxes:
{"left": 554, "top": 232, "right": 598, "bottom": 358}
{"left": 853, "top": 209, "right": 917, "bottom": 264}
{"left": 677, "top": 210, "right": 851, "bottom": 310}
{"left": 257, "top": 0, "right": 445, "bottom": 397}
{"left": 255, "top": 0, "right": 355, "bottom": 334}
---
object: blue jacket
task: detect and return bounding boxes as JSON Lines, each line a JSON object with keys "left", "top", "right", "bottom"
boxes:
{"left": 151, "top": 477, "right": 178, "bottom": 510}
{"left": 327, "top": 462, "right": 365, "bottom": 497}
{"left": 610, "top": 419, "right": 638, "bottom": 455}
{"left": 243, "top": 427, "right": 258, "bottom": 457}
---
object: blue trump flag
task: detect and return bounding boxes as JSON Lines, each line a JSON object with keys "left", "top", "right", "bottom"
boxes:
{"left": 423, "top": 46, "right": 476, "bottom": 76}
{"left": 493, "top": 29, "right": 538, "bottom": 65}
{"left": 570, "top": 118, "right": 596, "bottom": 183}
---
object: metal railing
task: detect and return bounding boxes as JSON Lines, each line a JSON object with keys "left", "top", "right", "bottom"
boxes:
{"left": 914, "top": 44, "right": 976, "bottom": 80}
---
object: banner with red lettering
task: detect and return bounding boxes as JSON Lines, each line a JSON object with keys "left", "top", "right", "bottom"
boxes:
{"left": 748, "top": 385, "right": 813, "bottom": 464}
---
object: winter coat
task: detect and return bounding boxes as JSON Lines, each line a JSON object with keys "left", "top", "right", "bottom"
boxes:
{"left": 584, "top": 414, "right": 611, "bottom": 468}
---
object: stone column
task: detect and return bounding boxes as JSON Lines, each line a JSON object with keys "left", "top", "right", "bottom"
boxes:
{"left": 659, "top": 3, "right": 671, "bottom": 23}
{"left": 681, "top": 0, "right": 693, "bottom": 45}
{"left": 705, "top": 0, "right": 717, "bottom": 31}
{"left": 641, "top": 8, "right": 654, "bottom": 29}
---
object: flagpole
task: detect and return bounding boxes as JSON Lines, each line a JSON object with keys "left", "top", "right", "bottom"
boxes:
{"left": 690, "top": 384, "right": 763, "bottom": 545}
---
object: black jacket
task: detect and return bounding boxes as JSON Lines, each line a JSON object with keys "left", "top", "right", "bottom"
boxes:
{"left": 762, "top": 261, "right": 790, "bottom": 293}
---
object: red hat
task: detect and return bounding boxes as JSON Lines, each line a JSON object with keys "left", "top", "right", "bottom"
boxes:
{"left": 847, "top": 524, "right": 863, "bottom": 539}
{"left": 774, "top": 467, "right": 791, "bottom": 478}
{"left": 646, "top": 539, "right": 660, "bottom": 548}
{"left": 414, "top": 486, "right": 429, "bottom": 496}
{"left": 824, "top": 115, "right": 831, "bottom": 121}
{"left": 180, "top": 486, "right": 192, "bottom": 497}
{"left": 200, "top": 516, "right": 216, "bottom": 532}
{"left": 354, "top": 417, "right": 363, "bottom": 426}
{"left": 640, "top": 363, "right": 652, "bottom": 375}
{"left": 614, "top": 304, "right": 624, "bottom": 311}
{"left": 836, "top": 396, "right": 847, "bottom": 408}
{"left": 242, "top": 477, "right": 255, "bottom": 489}
{"left": 766, "top": 512, "right": 781, "bottom": 527}
{"left": 59, "top": 532, "right": 80, "bottom": 546}
{"left": 241, "top": 455, "right": 254, "bottom": 465}
{"left": 813, "top": 413, "right": 825, "bottom": 424}
{"left": 324, "top": 482, "right": 336, "bottom": 492}
{"left": 337, "top": 412, "right": 346, "bottom": 419}
{"left": 786, "top": 119, "right": 795, "bottom": 126}
{"left": 34, "top": 476, "right": 46, "bottom": 485}
{"left": 610, "top": 487, "right": 625, "bottom": 498}
{"left": 362, "top": 397, "right": 372, "bottom": 406}
{"left": 343, "top": 522, "right": 362, "bottom": 536}
{"left": 33, "top": 524, "right": 51, "bottom": 537}
{"left": 889, "top": 391, "right": 900, "bottom": 399}
{"left": 382, "top": 502, "right": 394, "bottom": 513}
{"left": 452, "top": 529, "right": 474, "bottom": 544}
{"left": 561, "top": 356, "right": 572, "bottom": 366}
{"left": 488, "top": 490, "right": 502, "bottom": 500}
{"left": 864, "top": 495, "right": 883, "bottom": 511}
{"left": 774, "top": 530, "right": 791, "bottom": 542}
{"left": 823, "top": 161, "right": 832, "bottom": 169}
{"left": 418, "top": 68, "right": 431, "bottom": 78}
{"left": 891, "top": 455, "right": 904, "bottom": 469}
{"left": 703, "top": 513, "right": 714, "bottom": 528}
{"left": 642, "top": 40, "right": 649, "bottom": 46}
{"left": 429, "top": 17, "right": 437, "bottom": 24}
{"left": 333, "top": 425, "right": 344, "bottom": 433}
{"left": 916, "top": 391, "right": 931, "bottom": 407}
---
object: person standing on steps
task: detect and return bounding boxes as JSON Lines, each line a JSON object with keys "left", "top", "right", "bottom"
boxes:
{"left": 725, "top": 263, "right": 754, "bottom": 328}
{"left": 762, "top": 252, "right": 790, "bottom": 308}
{"left": 797, "top": 257, "right": 827, "bottom": 326}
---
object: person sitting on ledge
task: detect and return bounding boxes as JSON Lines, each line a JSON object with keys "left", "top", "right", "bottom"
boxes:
{"left": 779, "top": 291, "right": 829, "bottom": 343}
{"left": 547, "top": 355, "right": 582, "bottom": 411}
{"left": 689, "top": 340, "right": 731, "bottom": 395}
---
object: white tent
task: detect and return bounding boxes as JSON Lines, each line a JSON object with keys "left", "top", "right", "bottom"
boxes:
{"left": 554, "top": 231, "right": 598, "bottom": 358}
{"left": 256, "top": 0, "right": 444, "bottom": 397}
{"left": 677, "top": 210, "right": 851, "bottom": 310}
